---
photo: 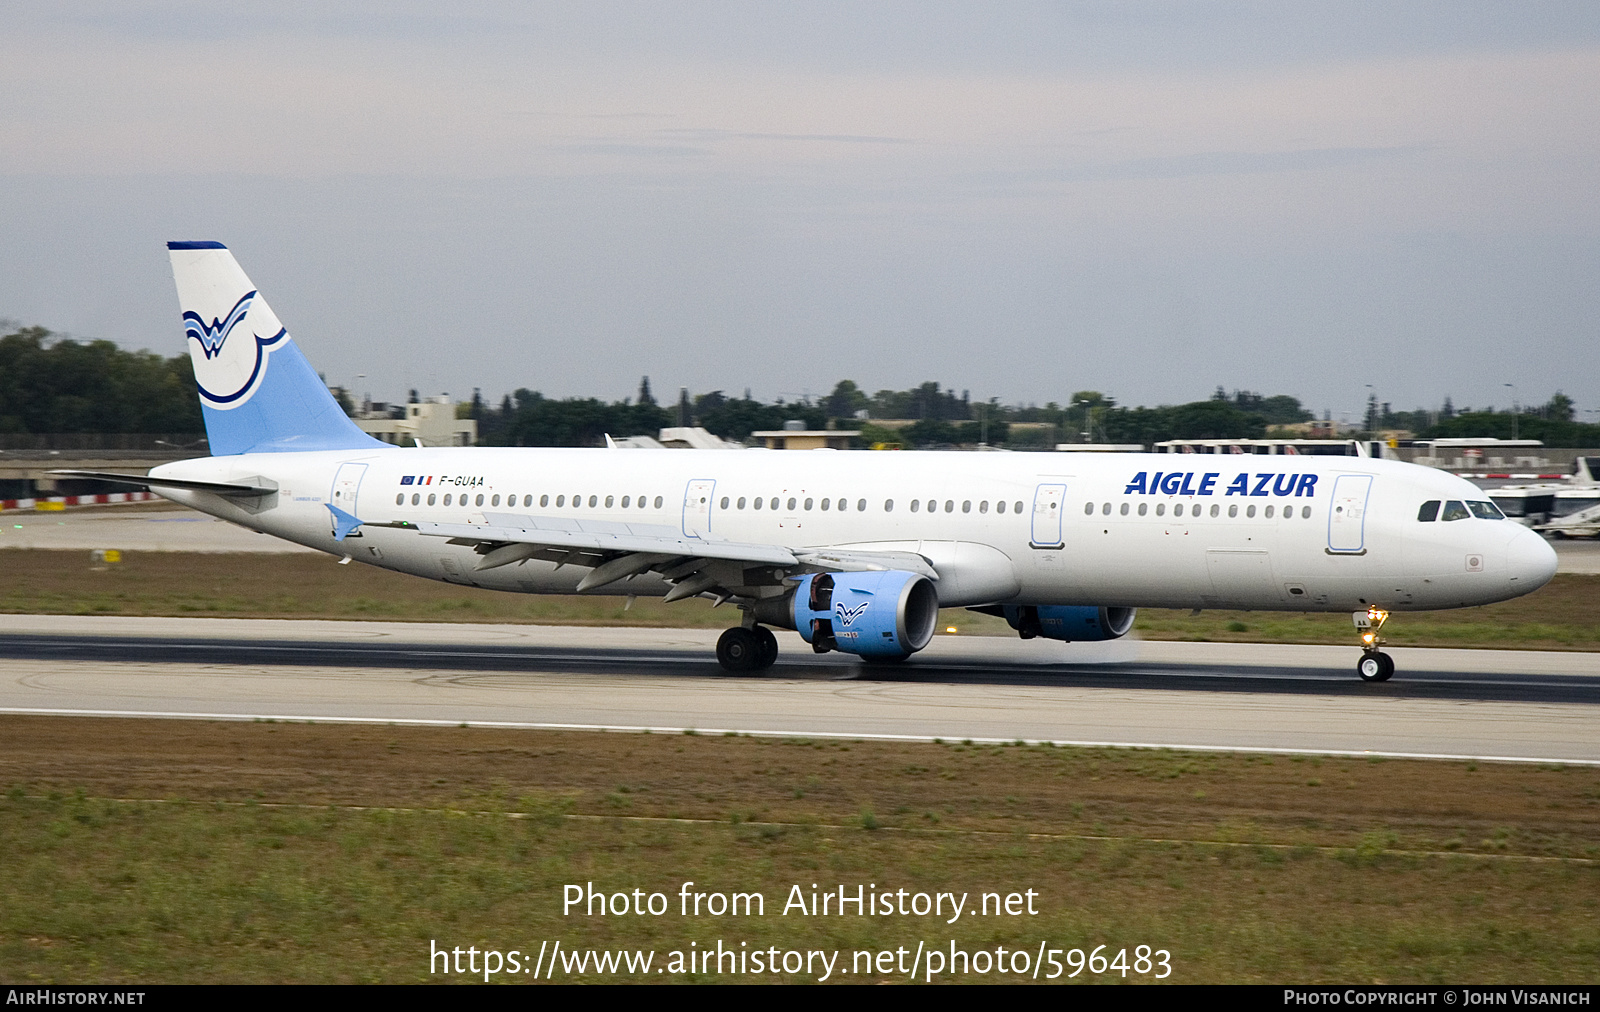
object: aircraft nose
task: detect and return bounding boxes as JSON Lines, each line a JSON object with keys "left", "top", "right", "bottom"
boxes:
{"left": 1507, "top": 528, "right": 1558, "bottom": 592}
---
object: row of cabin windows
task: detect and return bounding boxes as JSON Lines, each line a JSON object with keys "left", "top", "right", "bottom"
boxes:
{"left": 392, "top": 492, "right": 1035, "bottom": 515}
{"left": 394, "top": 492, "right": 1318, "bottom": 520}
{"left": 396, "top": 492, "right": 668, "bottom": 509}
{"left": 1417, "top": 499, "right": 1506, "bottom": 522}
{"left": 1087, "top": 500, "right": 1313, "bottom": 520}
{"left": 713, "top": 496, "right": 1028, "bottom": 515}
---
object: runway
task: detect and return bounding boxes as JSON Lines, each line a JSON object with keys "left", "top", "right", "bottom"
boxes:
{"left": 2, "top": 615, "right": 1597, "bottom": 764}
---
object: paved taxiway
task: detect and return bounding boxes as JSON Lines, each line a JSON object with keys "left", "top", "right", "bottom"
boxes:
{"left": 2, "top": 615, "right": 1596, "bottom": 764}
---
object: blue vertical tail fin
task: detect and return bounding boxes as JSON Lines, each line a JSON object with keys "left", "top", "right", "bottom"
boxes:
{"left": 167, "top": 241, "right": 389, "bottom": 456}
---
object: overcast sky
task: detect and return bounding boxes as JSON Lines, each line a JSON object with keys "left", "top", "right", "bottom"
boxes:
{"left": 3, "top": 2, "right": 1598, "bottom": 423}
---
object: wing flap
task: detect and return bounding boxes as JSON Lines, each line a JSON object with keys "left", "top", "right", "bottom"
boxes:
{"left": 385, "top": 518, "right": 799, "bottom": 567}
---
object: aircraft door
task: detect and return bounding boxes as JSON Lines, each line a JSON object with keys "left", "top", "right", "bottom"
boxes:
{"left": 330, "top": 463, "right": 368, "bottom": 515}
{"left": 329, "top": 462, "right": 369, "bottom": 537}
{"left": 682, "top": 478, "right": 715, "bottom": 538}
{"left": 1030, "top": 483, "right": 1066, "bottom": 548}
{"left": 1327, "top": 474, "right": 1373, "bottom": 554}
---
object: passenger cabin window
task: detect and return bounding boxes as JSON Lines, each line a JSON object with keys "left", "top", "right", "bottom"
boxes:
{"left": 884, "top": 499, "right": 894, "bottom": 511}
{"left": 1468, "top": 500, "right": 1505, "bottom": 520}
{"left": 444, "top": 494, "right": 453, "bottom": 506}
{"left": 654, "top": 496, "right": 664, "bottom": 508}
{"left": 1441, "top": 500, "right": 1470, "bottom": 521}
{"left": 857, "top": 499, "right": 867, "bottom": 512}
{"left": 911, "top": 500, "right": 920, "bottom": 513}
{"left": 753, "top": 497, "right": 763, "bottom": 510}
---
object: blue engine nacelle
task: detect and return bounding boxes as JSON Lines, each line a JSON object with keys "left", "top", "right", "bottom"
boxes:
{"left": 1002, "top": 605, "right": 1136, "bottom": 642}
{"left": 793, "top": 570, "right": 940, "bottom": 658}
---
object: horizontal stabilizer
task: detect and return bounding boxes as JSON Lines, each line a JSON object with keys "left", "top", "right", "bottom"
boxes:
{"left": 48, "top": 469, "right": 277, "bottom": 497}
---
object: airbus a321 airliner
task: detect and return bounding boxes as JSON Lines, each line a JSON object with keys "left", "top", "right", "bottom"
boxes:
{"left": 60, "top": 243, "right": 1559, "bottom": 681}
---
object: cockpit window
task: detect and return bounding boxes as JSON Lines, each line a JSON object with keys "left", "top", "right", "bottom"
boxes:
{"left": 1440, "top": 500, "right": 1470, "bottom": 521}
{"left": 1417, "top": 500, "right": 1440, "bottom": 522}
{"left": 1468, "top": 500, "right": 1505, "bottom": 520}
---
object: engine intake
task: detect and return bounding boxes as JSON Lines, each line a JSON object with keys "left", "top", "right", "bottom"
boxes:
{"left": 792, "top": 571, "right": 939, "bottom": 658}
{"left": 1002, "top": 605, "right": 1136, "bottom": 642}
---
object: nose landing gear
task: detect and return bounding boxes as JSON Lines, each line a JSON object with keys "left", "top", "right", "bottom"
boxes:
{"left": 1353, "top": 607, "right": 1394, "bottom": 682}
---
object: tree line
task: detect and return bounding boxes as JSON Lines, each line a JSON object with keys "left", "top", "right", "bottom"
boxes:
{"left": 0, "top": 326, "right": 201, "bottom": 434}
{"left": 5, "top": 322, "right": 1598, "bottom": 448}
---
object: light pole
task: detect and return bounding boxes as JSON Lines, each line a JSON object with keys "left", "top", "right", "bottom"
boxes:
{"left": 1504, "top": 383, "right": 1518, "bottom": 440}
{"left": 1364, "top": 384, "right": 1376, "bottom": 434}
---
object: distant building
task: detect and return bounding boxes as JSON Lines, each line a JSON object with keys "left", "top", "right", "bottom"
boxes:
{"left": 750, "top": 420, "right": 860, "bottom": 450}
{"left": 353, "top": 396, "right": 477, "bottom": 447}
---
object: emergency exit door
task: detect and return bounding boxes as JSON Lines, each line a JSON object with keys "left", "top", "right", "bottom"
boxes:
{"left": 682, "top": 479, "right": 716, "bottom": 538}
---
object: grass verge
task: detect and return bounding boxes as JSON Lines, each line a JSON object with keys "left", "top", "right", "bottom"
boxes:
{"left": 1, "top": 716, "right": 1596, "bottom": 983}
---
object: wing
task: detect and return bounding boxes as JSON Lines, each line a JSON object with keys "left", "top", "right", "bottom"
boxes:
{"left": 369, "top": 510, "right": 935, "bottom": 603}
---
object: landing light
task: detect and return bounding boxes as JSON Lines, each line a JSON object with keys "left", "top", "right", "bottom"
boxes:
{"left": 945, "top": 626, "right": 959, "bottom": 634}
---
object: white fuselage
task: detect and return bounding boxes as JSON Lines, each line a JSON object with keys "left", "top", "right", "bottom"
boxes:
{"left": 150, "top": 447, "right": 1558, "bottom": 614}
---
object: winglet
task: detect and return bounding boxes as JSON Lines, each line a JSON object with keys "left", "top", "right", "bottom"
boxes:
{"left": 326, "top": 503, "right": 364, "bottom": 541}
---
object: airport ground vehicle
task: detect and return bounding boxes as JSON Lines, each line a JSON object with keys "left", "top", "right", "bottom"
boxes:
{"left": 59, "top": 244, "right": 1559, "bottom": 681}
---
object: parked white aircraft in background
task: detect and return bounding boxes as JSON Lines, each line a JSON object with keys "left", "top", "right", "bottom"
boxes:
{"left": 59, "top": 243, "right": 1558, "bottom": 680}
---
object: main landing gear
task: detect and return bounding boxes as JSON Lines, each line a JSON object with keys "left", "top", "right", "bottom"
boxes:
{"left": 1353, "top": 606, "right": 1394, "bottom": 682}
{"left": 716, "top": 625, "right": 779, "bottom": 672}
